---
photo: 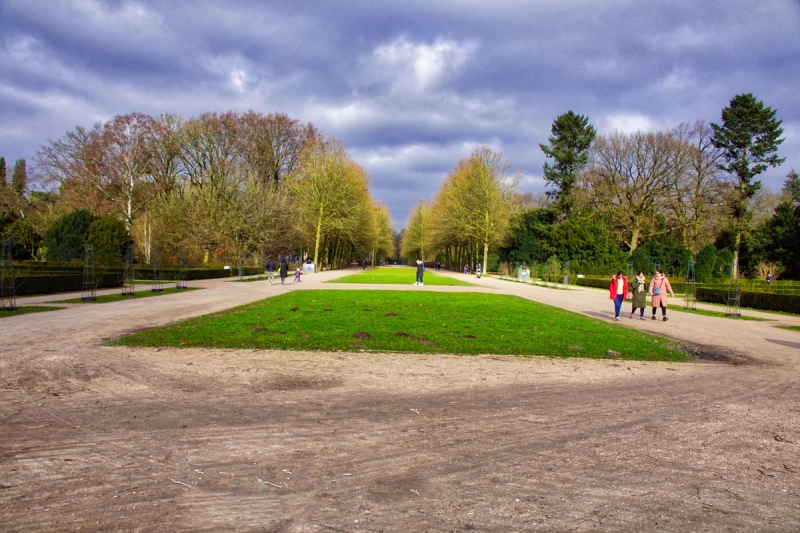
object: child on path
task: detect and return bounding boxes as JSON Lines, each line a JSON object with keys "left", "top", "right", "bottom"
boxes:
{"left": 608, "top": 271, "right": 628, "bottom": 321}
{"left": 629, "top": 270, "right": 647, "bottom": 319}
{"left": 649, "top": 269, "right": 675, "bottom": 321}
{"left": 415, "top": 260, "right": 425, "bottom": 286}
{"left": 294, "top": 268, "right": 301, "bottom": 282}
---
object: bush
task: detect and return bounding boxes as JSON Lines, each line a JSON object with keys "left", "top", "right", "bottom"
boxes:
{"left": 86, "top": 217, "right": 130, "bottom": 266}
{"left": 576, "top": 276, "right": 610, "bottom": 289}
{"left": 696, "top": 287, "right": 800, "bottom": 314}
{"left": 43, "top": 210, "right": 95, "bottom": 262}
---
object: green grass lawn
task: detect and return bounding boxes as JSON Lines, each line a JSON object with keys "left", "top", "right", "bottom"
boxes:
{"left": 113, "top": 290, "right": 688, "bottom": 362}
{"left": 776, "top": 325, "right": 800, "bottom": 332}
{"left": 0, "top": 306, "right": 65, "bottom": 318}
{"left": 55, "top": 287, "right": 201, "bottom": 304}
{"left": 329, "top": 267, "right": 476, "bottom": 286}
{"left": 665, "top": 306, "right": 770, "bottom": 321}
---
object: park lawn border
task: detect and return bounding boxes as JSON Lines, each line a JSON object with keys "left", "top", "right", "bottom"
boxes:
{"left": 0, "top": 306, "right": 66, "bottom": 318}
{"left": 775, "top": 325, "right": 800, "bottom": 332}
{"left": 112, "top": 289, "right": 690, "bottom": 362}
{"left": 53, "top": 287, "right": 201, "bottom": 304}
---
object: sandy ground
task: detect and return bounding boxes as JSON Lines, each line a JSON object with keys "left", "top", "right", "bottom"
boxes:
{"left": 1, "top": 268, "right": 799, "bottom": 532}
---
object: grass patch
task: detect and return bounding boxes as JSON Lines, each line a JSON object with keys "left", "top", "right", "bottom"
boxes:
{"left": 0, "top": 306, "right": 65, "bottom": 318}
{"left": 775, "top": 325, "right": 800, "bottom": 332}
{"left": 55, "top": 287, "right": 201, "bottom": 304}
{"left": 329, "top": 267, "right": 476, "bottom": 286}
{"left": 113, "top": 290, "right": 688, "bottom": 362}
{"left": 667, "top": 306, "right": 771, "bottom": 321}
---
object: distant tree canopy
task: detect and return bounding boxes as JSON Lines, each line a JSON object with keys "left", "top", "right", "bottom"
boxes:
{"left": 22, "top": 111, "right": 392, "bottom": 269}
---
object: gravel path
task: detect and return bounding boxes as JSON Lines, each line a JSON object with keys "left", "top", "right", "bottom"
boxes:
{"left": 1, "top": 268, "right": 799, "bottom": 532}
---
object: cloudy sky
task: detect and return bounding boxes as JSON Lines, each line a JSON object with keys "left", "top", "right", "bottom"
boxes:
{"left": 1, "top": 0, "right": 798, "bottom": 228}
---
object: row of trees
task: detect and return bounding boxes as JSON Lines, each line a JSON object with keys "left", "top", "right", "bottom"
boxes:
{"left": 401, "top": 93, "right": 796, "bottom": 279}
{"left": 0, "top": 111, "right": 395, "bottom": 268}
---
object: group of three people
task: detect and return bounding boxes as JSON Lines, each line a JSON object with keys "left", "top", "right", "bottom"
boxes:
{"left": 610, "top": 269, "right": 674, "bottom": 321}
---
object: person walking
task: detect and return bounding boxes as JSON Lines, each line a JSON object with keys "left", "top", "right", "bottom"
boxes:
{"left": 463, "top": 264, "right": 469, "bottom": 275}
{"left": 476, "top": 263, "right": 482, "bottom": 278}
{"left": 279, "top": 258, "right": 289, "bottom": 285}
{"left": 266, "top": 258, "right": 276, "bottom": 285}
{"left": 415, "top": 259, "right": 425, "bottom": 286}
{"left": 608, "top": 270, "right": 628, "bottom": 321}
{"left": 629, "top": 270, "right": 647, "bottom": 320}
{"left": 649, "top": 269, "right": 675, "bottom": 321}
{"left": 294, "top": 267, "right": 302, "bottom": 282}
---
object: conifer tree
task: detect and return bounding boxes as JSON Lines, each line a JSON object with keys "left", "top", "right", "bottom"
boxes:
{"left": 711, "top": 93, "right": 785, "bottom": 275}
{"left": 539, "top": 111, "right": 596, "bottom": 219}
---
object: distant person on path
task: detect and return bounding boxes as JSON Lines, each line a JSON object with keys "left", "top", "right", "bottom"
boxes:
{"left": 415, "top": 260, "right": 425, "bottom": 286}
{"left": 649, "top": 269, "right": 675, "bottom": 321}
{"left": 280, "top": 259, "right": 289, "bottom": 285}
{"left": 608, "top": 270, "right": 628, "bottom": 321}
{"left": 629, "top": 270, "right": 647, "bottom": 320}
{"left": 266, "top": 258, "right": 276, "bottom": 285}
{"left": 463, "top": 264, "right": 469, "bottom": 275}
{"left": 362, "top": 259, "right": 367, "bottom": 270}
{"left": 294, "top": 267, "right": 302, "bottom": 282}
{"left": 476, "top": 263, "right": 482, "bottom": 278}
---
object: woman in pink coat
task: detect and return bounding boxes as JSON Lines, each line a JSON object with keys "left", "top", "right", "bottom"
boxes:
{"left": 649, "top": 269, "right": 675, "bottom": 321}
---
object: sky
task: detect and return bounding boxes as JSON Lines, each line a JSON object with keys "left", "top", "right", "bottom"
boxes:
{"left": 1, "top": 0, "right": 799, "bottom": 229}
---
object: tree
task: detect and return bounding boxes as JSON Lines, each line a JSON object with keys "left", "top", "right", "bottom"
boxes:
{"left": 0, "top": 157, "right": 6, "bottom": 188}
{"left": 539, "top": 111, "right": 596, "bottom": 218}
{"left": 401, "top": 201, "right": 431, "bottom": 262}
{"left": 783, "top": 169, "right": 800, "bottom": 205}
{"left": 711, "top": 93, "right": 785, "bottom": 275}
{"left": 585, "top": 131, "right": 677, "bottom": 253}
{"left": 11, "top": 159, "right": 27, "bottom": 198}
{"left": 665, "top": 121, "right": 726, "bottom": 251}
{"left": 43, "top": 209, "right": 96, "bottom": 262}
{"left": 86, "top": 216, "right": 130, "bottom": 266}
{"left": 432, "top": 147, "right": 521, "bottom": 271}
{"left": 288, "top": 138, "right": 370, "bottom": 266}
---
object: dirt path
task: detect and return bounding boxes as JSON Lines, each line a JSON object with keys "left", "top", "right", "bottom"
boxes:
{"left": 1, "top": 268, "right": 799, "bottom": 532}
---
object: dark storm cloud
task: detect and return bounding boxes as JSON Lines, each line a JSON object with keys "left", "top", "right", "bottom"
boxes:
{"left": 1, "top": 0, "right": 798, "bottom": 227}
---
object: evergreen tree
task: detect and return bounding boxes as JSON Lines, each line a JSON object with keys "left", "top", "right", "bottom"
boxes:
{"left": 783, "top": 169, "right": 800, "bottom": 205}
{"left": 11, "top": 159, "right": 27, "bottom": 197}
{"left": 0, "top": 157, "right": 6, "bottom": 187}
{"left": 711, "top": 94, "right": 785, "bottom": 275}
{"left": 539, "top": 111, "right": 596, "bottom": 219}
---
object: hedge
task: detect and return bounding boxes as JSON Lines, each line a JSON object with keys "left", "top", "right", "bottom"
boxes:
{"left": 13, "top": 274, "right": 122, "bottom": 296}
{"left": 576, "top": 276, "right": 610, "bottom": 290}
{"left": 696, "top": 287, "right": 800, "bottom": 315}
{"left": 9, "top": 267, "right": 264, "bottom": 296}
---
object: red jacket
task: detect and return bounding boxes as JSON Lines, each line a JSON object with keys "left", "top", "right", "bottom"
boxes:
{"left": 609, "top": 275, "right": 629, "bottom": 300}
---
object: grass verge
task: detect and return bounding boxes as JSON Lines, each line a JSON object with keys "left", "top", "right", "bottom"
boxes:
{"left": 667, "top": 306, "right": 770, "bottom": 321}
{"left": 329, "top": 267, "right": 476, "bottom": 286}
{"left": 0, "top": 306, "right": 65, "bottom": 318}
{"left": 112, "top": 290, "right": 688, "bottom": 362}
{"left": 775, "top": 325, "right": 800, "bottom": 332}
{"left": 55, "top": 287, "right": 201, "bottom": 304}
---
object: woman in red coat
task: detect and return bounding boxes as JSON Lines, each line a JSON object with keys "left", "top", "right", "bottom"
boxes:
{"left": 608, "top": 271, "right": 628, "bottom": 321}
{"left": 649, "top": 269, "right": 675, "bottom": 321}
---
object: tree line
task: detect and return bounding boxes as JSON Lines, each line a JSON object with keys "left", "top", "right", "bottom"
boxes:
{"left": 401, "top": 93, "right": 798, "bottom": 280}
{"left": 0, "top": 111, "right": 395, "bottom": 269}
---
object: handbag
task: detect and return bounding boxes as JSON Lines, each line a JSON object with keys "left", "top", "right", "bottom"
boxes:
{"left": 653, "top": 287, "right": 660, "bottom": 295}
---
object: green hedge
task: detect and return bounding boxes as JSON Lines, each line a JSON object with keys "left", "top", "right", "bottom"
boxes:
{"left": 13, "top": 274, "right": 122, "bottom": 296}
{"left": 696, "top": 287, "right": 800, "bottom": 314}
{"left": 576, "top": 276, "right": 609, "bottom": 289}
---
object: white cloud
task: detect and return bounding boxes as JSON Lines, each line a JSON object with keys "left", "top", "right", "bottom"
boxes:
{"left": 365, "top": 36, "right": 477, "bottom": 93}
{"left": 602, "top": 113, "right": 654, "bottom": 133}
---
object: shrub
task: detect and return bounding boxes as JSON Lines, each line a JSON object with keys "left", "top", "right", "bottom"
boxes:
{"left": 696, "top": 287, "right": 800, "bottom": 314}
{"left": 43, "top": 210, "right": 95, "bottom": 262}
{"left": 86, "top": 217, "right": 130, "bottom": 266}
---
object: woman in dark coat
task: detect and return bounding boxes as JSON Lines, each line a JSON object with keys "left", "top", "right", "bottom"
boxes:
{"left": 629, "top": 270, "right": 647, "bottom": 319}
{"left": 279, "top": 259, "right": 289, "bottom": 285}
